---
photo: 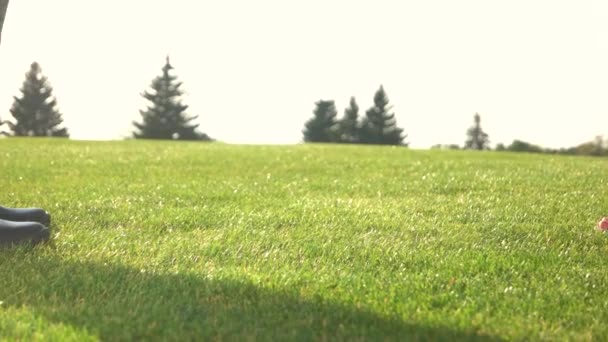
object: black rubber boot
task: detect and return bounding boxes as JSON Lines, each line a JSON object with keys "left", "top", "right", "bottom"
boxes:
{"left": 0, "top": 218, "right": 50, "bottom": 246}
{"left": 0, "top": 205, "right": 51, "bottom": 226}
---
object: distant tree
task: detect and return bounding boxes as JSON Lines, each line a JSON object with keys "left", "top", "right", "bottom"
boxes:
{"left": 337, "top": 96, "right": 360, "bottom": 143}
{"left": 8, "top": 62, "right": 69, "bottom": 137}
{"left": 495, "top": 137, "right": 608, "bottom": 157}
{"left": 591, "top": 135, "right": 606, "bottom": 156}
{"left": 133, "top": 57, "right": 211, "bottom": 141}
{"left": 575, "top": 136, "right": 606, "bottom": 156}
{"left": 464, "top": 113, "right": 489, "bottom": 150}
{"left": 558, "top": 147, "right": 579, "bottom": 155}
{"left": 302, "top": 100, "right": 339, "bottom": 142}
{"left": 431, "top": 144, "right": 461, "bottom": 150}
{"left": 495, "top": 143, "right": 506, "bottom": 151}
{"left": 0, "top": 0, "right": 8, "bottom": 46}
{"left": 506, "top": 140, "right": 543, "bottom": 153}
{"left": 360, "top": 86, "right": 406, "bottom": 145}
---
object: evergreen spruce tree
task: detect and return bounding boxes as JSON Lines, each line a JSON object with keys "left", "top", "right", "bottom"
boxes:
{"left": 8, "top": 62, "right": 69, "bottom": 137}
{"left": 360, "top": 85, "right": 405, "bottom": 145}
{"left": 133, "top": 57, "right": 211, "bottom": 141}
{"left": 302, "top": 100, "right": 339, "bottom": 142}
{"left": 337, "top": 96, "right": 360, "bottom": 143}
{"left": 0, "top": 0, "right": 8, "bottom": 46}
{"left": 464, "top": 113, "right": 490, "bottom": 150}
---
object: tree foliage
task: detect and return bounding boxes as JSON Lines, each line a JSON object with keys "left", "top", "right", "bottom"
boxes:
{"left": 133, "top": 57, "right": 211, "bottom": 141}
{"left": 337, "top": 96, "right": 360, "bottom": 143}
{"left": 359, "top": 86, "right": 405, "bottom": 145}
{"left": 464, "top": 113, "right": 489, "bottom": 150}
{"left": 495, "top": 136, "right": 608, "bottom": 157}
{"left": 506, "top": 140, "right": 543, "bottom": 153}
{"left": 8, "top": 62, "right": 69, "bottom": 137}
{"left": 0, "top": 0, "right": 8, "bottom": 45}
{"left": 302, "top": 100, "right": 338, "bottom": 142}
{"left": 572, "top": 136, "right": 607, "bottom": 156}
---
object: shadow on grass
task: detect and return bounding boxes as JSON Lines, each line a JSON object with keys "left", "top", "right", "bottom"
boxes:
{"left": 0, "top": 253, "right": 500, "bottom": 341}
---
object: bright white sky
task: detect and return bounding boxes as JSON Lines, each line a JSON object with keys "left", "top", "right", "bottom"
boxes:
{"left": 1, "top": 0, "right": 607, "bottom": 148}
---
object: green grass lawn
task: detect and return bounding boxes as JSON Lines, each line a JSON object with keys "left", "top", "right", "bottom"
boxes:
{"left": 1, "top": 138, "right": 607, "bottom": 340}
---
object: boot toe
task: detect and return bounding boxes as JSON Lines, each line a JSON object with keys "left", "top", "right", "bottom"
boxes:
{"left": 33, "top": 209, "right": 51, "bottom": 227}
{"left": 22, "top": 208, "right": 51, "bottom": 226}
{"left": 34, "top": 224, "right": 50, "bottom": 243}
{"left": 0, "top": 219, "right": 50, "bottom": 246}
{"left": 0, "top": 206, "right": 51, "bottom": 226}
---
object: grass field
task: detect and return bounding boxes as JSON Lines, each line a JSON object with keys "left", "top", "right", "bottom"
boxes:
{"left": 1, "top": 138, "right": 608, "bottom": 340}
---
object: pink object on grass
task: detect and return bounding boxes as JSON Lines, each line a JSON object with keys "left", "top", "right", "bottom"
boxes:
{"left": 598, "top": 217, "right": 608, "bottom": 231}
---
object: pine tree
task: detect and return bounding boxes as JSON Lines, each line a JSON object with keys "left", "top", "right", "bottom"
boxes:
{"left": 133, "top": 57, "right": 211, "bottom": 141}
{"left": 8, "top": 62, "right": 69, "bottom": 137}
{"left": 302, "top": 100, "right": 339, "bottom": 143}
{"left": 337, "top": 96, "right": 360, "bottom": 143}
{"left": 464, "top": 113, "right": 490, "bottom": 150}
{"left": 360, "top": 85, "right": 405, "bottom": 145}
{"left": 0, "top": 0, "right": 8, "bottom": 46}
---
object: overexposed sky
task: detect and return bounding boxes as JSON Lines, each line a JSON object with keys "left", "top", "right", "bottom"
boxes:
{"left": 1, "top": 0, "right": 607, "bottom": 148}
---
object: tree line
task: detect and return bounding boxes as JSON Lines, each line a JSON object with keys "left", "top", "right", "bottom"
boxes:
{"left": 436, "top": 113, "right": 608, "bottom": 157}
{"left": 302, "top": 86, "right": 406, "bottom": 145}
{"left": 1, "top": 58, "right": 606, "bottom": 157}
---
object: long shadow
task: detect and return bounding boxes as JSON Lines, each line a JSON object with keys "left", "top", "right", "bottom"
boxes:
{"left": 0, "top": 253, "right": 500, "bottom": 341}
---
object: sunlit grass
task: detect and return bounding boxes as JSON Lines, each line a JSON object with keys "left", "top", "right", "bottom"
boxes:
{"left": 0, "top": 138, "right": 607, "bottom": 340}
